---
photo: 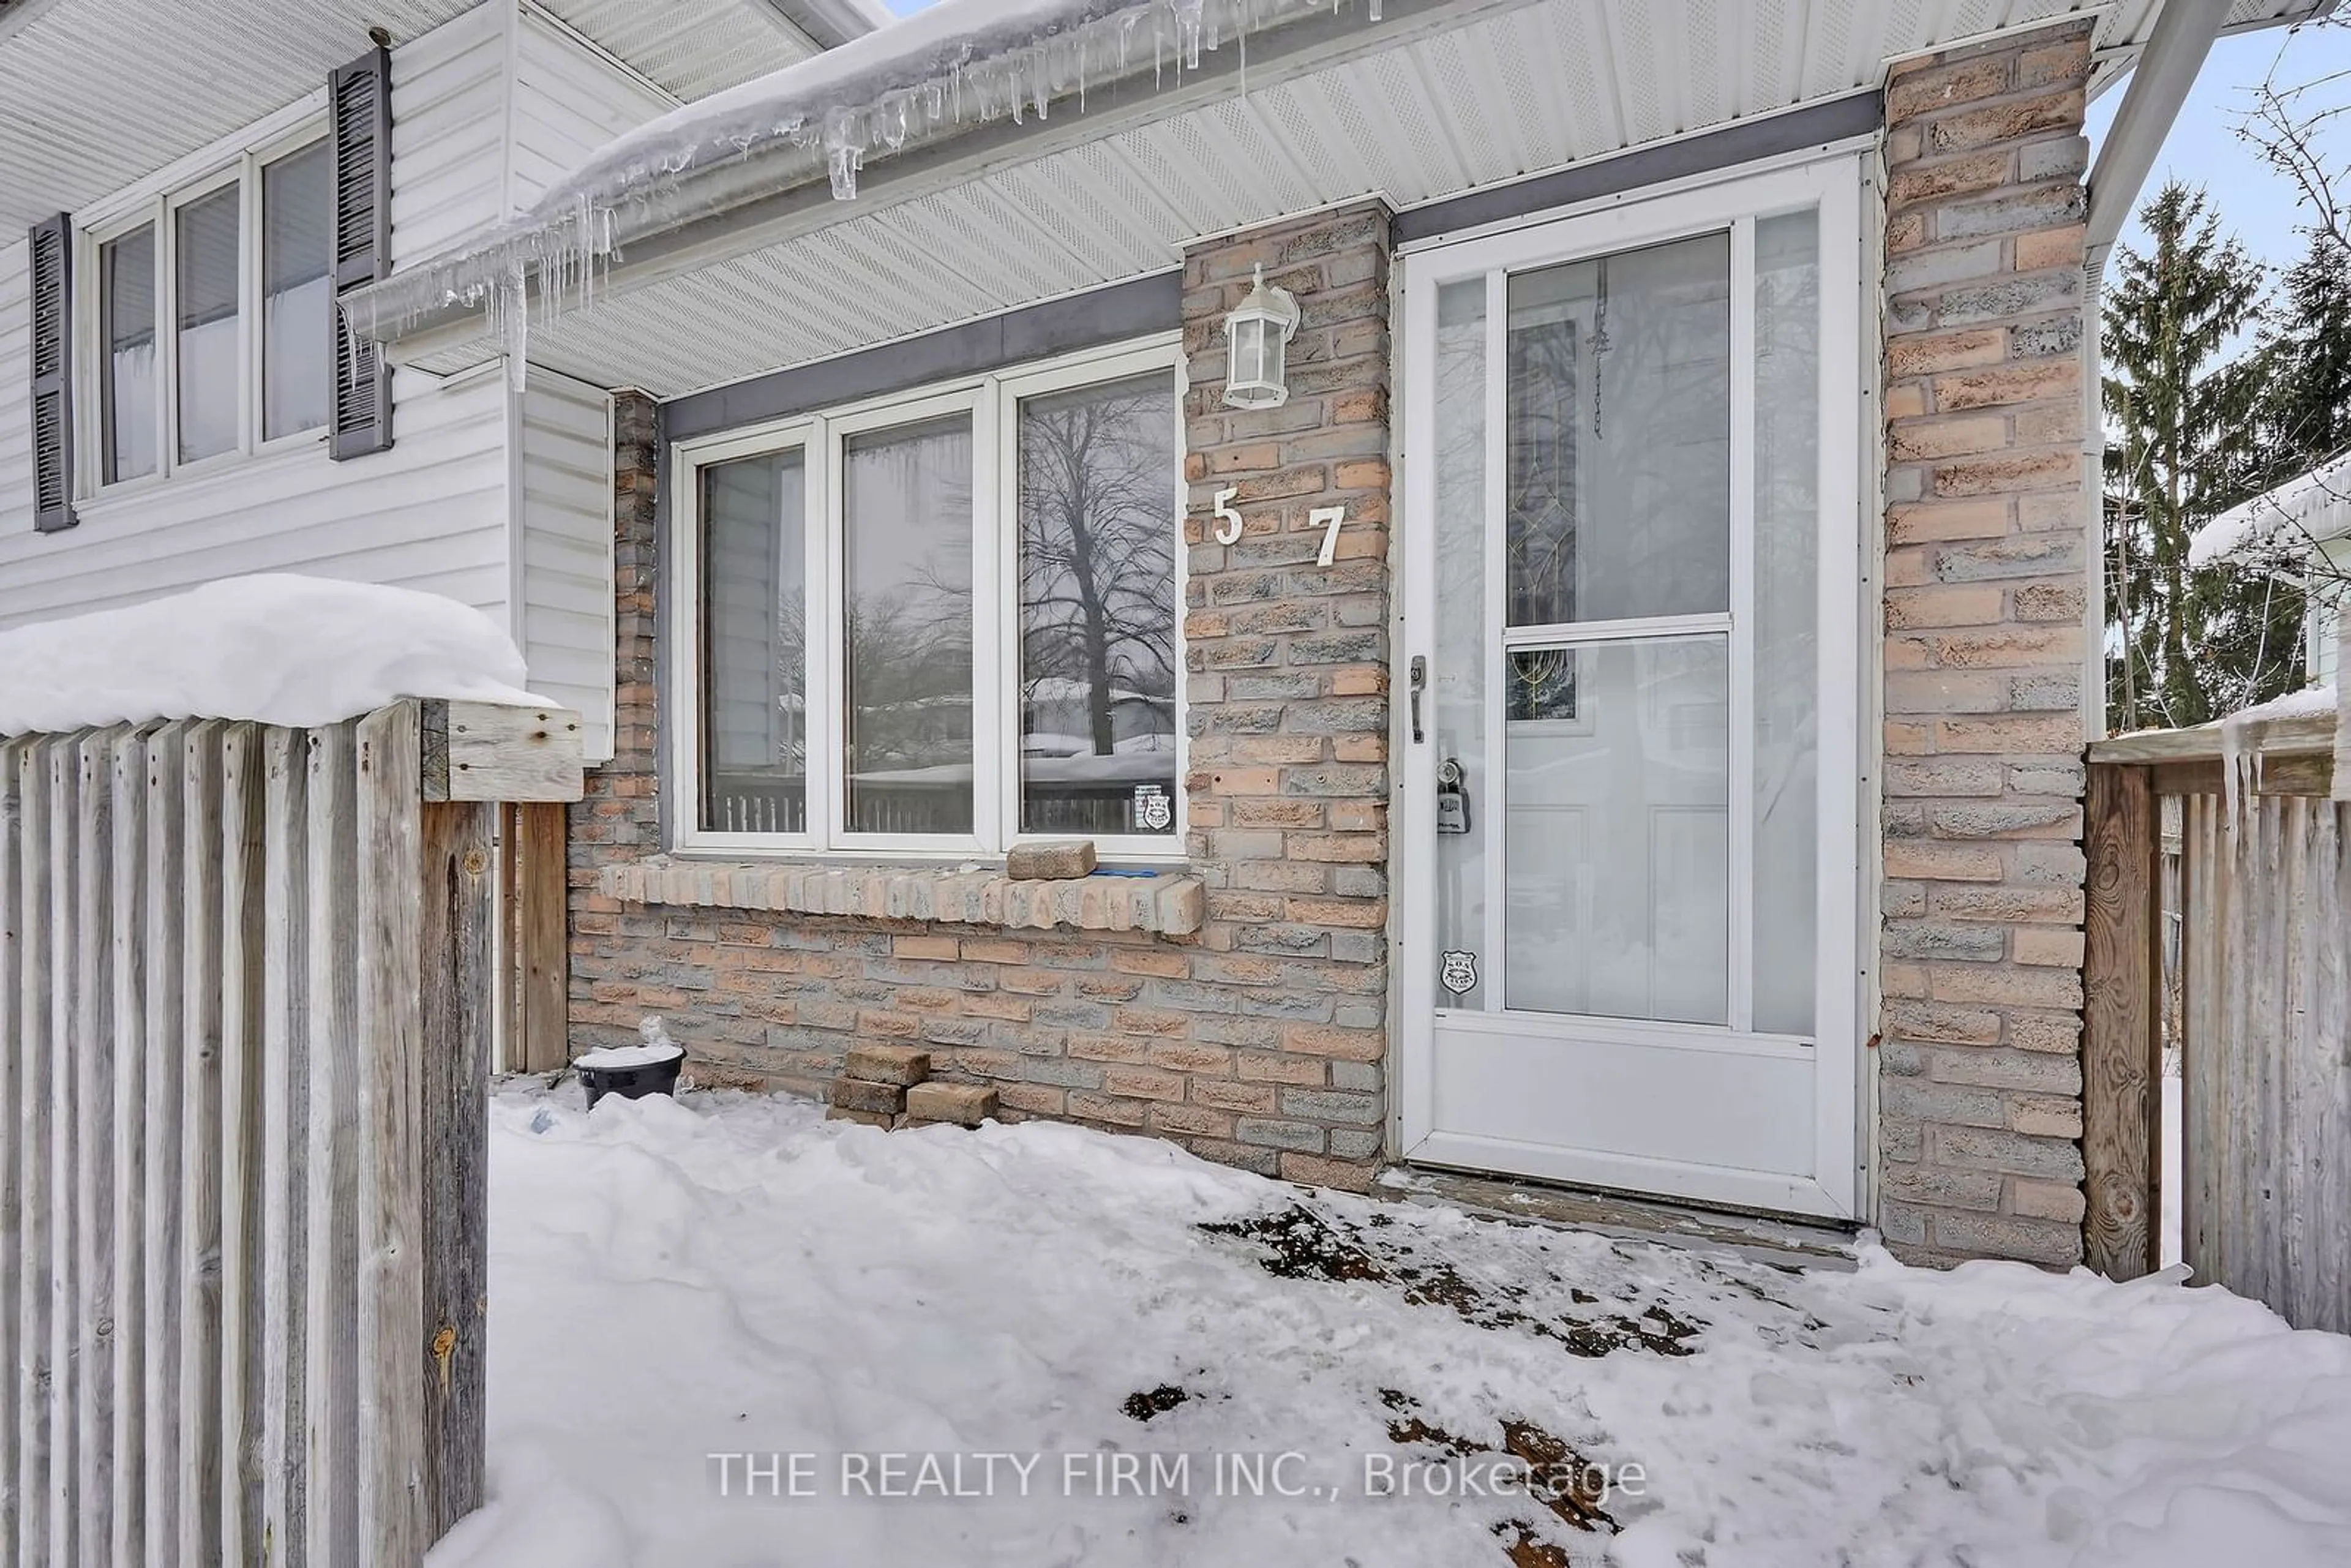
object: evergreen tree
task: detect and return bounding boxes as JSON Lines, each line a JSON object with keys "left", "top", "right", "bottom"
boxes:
{"left": 2101, "top": 182, "right": 2276, "bottom": 729}
{"left": 2252, "top": 232, "right": 2351, "bottom": 479}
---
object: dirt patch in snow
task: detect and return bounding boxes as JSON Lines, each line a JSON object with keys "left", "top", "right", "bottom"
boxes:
{"left": 1120, "top": 1384, "right": 1191, "bottom": 1422}
{"left": 1378, "top": 1387, "right": 1616, "bottom": 1562}
{"left": 1202, "top": 1202, "right": 1704, "bottom": 1357}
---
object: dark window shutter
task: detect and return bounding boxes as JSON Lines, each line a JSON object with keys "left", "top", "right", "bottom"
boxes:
{"left": 28, "top": 213, "right": 76, "bottom": 533}
{"left": 329, "top": 47, "right": 392, "bottom": 460}
{"left": 331, "top": 304, "right": 391, "bottom": 460}
{"left": 331, "top": 47, "right": 391, "bottom": 291}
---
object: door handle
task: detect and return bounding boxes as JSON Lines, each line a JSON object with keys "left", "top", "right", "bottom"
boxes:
{"left": 1408, "top": 655, "right": 1426, "bottom": 744}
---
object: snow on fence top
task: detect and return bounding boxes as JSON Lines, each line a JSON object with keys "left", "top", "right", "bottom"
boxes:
{"left": 2189, "top": 452, "right": 2351, "bottom": 569}
{"left": 356, "top": 0, "right": 1381, "bottom": 376}
{"left": 0, "top": 575, "right": 548, "bottom": 737}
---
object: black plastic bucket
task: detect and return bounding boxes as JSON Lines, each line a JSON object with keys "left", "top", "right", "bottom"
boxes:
{"left": 577, "top": 1048, "right": 686, "bottom": 1110}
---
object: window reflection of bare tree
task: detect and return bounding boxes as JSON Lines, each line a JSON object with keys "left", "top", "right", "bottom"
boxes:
{"left": 1016, "top": 375, "right": 1178, "bottom": 757}
{"left": 845, "top": 420, "right": 975, "bottom": 780}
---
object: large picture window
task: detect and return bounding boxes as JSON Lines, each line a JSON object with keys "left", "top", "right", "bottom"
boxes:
{"left": 678, "top": 340, "right": 1183, "bottom": 858}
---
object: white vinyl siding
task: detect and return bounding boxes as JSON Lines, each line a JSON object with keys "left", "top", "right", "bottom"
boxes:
{"left": 388, "top": 4, "right": 507, "bottom": 268}
{"left": 0, "top": 7, "right": 651, "bottom": 734}
{"left": 0, "top": 238, "right": 31, "bottom": 539}
{"left": 509, "top": 12, "right": 675, "bottom": 214}
{"left": 0, "top": 366, "right": 511, "bottom": 628}
{"left": 2315, "top": 538, "right": 2350, "bottom": 689}
{"left": 0, "top": 10, "right": 514, "bottom": 633}
{"left": 514, "top": 369, "right": 617, "bottom": 760}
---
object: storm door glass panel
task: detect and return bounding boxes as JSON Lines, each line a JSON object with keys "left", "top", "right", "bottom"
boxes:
{"left": 263, "top": 142, "right": 332, "bottom": 440}
{"left": 843, "top": 415, "right": 975, "bottom": 835}
{"left": 1753, "top": 209, "right": 1823, "bottom": 1037}
{"left": 1431, "top": 279, "right": 1490, "bottom": 1007}
{"left": 1504, "top": 638, "right": 1729, "bottom": 1024}
{"left": 175, "top": 186, "right": 241, "bottom": 463}
{"left": 701, "top": 450, "right": 808, "bottom": 834}
{"left": 1504, "top": 233, "right": 1730, "bottom": 625}
{"left": 1015, "top": 372, "right": 1179, "bottom": 837}
{"left": 102, "top": 224, "right": 157, "bottom": 483}
{"left": 1499, "top": 231, "right": 1733, "bottom": 1025}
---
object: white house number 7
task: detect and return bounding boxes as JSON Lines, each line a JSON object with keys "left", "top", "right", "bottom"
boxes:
{"left": 1207, "top": 488, "right": 1348, "bottom": 566}
{"left": 1309, "top": 505, "right": 1348, "bottom": 567}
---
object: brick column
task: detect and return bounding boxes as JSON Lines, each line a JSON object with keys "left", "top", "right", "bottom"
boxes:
{"left": 566, "top": 390, "right": 661, "bottom": 1057}
{"left": 1178, "top": 201, "right": 1395, "bottom": 1187}
{"left": 1878, "top": 21, "right": 2093, "bottom": 1266}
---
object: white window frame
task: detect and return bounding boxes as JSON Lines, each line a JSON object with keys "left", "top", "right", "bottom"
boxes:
{"left": 73, "top": 100, "right": 331, "bottom": 500}
{"left": 669, "top": 333, "right": 1188, "bottom": 865}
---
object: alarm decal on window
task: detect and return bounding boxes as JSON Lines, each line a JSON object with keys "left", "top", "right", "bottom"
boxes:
{"left": 1133, "top": 783, "right": 1173, "bottom": 832}
{"left": 1439, "top": 950, "right": 1479, "bottom": 997}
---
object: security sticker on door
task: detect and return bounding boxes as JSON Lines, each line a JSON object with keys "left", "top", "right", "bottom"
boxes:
{"left": 1439, "top": 950, "right": 1479, "bottom": 997}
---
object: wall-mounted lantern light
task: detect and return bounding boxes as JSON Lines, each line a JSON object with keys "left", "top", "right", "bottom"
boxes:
{"left": 1223, "top": 264, "right": 1300, "bottom": 411}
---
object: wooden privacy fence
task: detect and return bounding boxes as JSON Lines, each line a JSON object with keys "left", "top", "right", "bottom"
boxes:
{"left": 0, "top": 699, "right": 583, "bottom": 1566}
{"left": 2083, "top": 705, "right": 2351, "bottom": 1332}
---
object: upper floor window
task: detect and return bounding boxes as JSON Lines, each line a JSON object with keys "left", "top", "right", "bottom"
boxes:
{"left": 86, "top": 131, "right": 331, "bottom": 489}
{"left": 674, "top": 339, "right": 1185, "bottom": 860}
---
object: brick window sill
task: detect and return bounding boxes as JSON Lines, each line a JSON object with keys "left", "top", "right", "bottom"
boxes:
{"left": 599, "top": 858, "right": 1205, "bottom": 937}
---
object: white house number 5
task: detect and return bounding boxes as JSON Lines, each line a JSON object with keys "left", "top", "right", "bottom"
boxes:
{"left": 1210, "top": 487, "right": 1243, "bottom": 546}
{"left": 1207, "top": 488, "right": 1347, "bottom": 566}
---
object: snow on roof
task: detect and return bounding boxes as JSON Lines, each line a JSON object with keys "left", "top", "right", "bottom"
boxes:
{"left": 549, "top": 0, "right": 1155, "bottom": 213}
{"left": 355, "top": 0, "right": 1362, "bottom": 359}
{"left": 0, "top": 575, "right": 548, "bottom": 737}
{"left": 2188, "top": 452, "right": 2351, "bottom": 569}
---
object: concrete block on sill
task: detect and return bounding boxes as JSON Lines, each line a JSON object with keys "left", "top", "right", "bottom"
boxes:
{"left": 1006, "top": 840, "right": 1097, "bottom": 880}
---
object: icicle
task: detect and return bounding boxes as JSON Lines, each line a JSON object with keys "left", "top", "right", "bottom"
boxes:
{"left": 2221, "top": 710, "right": 2248, "bottom": 828}
{"left": 822, "top": 105, "right": 864, "bottom": 200}
{"left": 484, "top": 263, "right": 530, "bottom": 394}
{"left": 879, "top": 92, "right": 912, "bottom": 151}
{"left": 1175, "top": 0, "right": 1205, "bottom": 70}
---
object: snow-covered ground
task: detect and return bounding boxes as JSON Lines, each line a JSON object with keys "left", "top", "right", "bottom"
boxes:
{"left": 432, "top": 1084, "right": 2351, "bottom": 1568}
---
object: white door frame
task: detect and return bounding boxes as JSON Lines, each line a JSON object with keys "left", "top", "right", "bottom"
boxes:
{"left": 1393, "top": 152, "right": 1868, "bottom": 1220}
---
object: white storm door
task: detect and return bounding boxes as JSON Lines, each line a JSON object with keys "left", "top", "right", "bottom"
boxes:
{"left": 1397, "top": 159, "right": 1863, "bottom": 1220}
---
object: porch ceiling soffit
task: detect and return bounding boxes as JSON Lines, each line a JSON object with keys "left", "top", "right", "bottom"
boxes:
{"left": 0, "top": 0, "right": 478, "bottom": 233}
{"left": 369, "top": 0, "right": 2325, "bottom": 402}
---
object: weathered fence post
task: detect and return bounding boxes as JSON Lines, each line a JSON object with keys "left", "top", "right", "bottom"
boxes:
{"left": 2082, "top": 761, "right": 2160, "bottom": 1280}
{"left": 512, "top": 801, "right": 571, "bottom": 1075}
{"left": 355, "top": 702, "right": 426, "bottom": 1564}
{"left": 419, "top": 796, "right": 493, "bottom": 1537}
{"left": 4, "top": 698, "right": 583, "bottom": 1567}
{"left": 2085, "top": 708, "right": 2350, "bottom": 1327}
